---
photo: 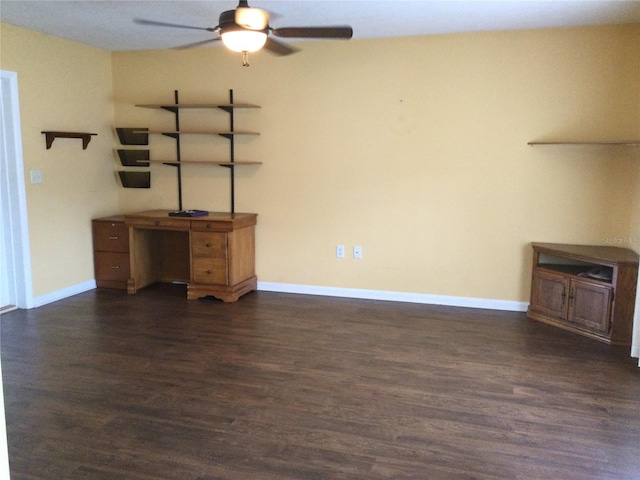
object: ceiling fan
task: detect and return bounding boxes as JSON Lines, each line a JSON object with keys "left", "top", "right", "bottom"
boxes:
{"left": 135, "top": 0, "right": 353, "bottom": 66}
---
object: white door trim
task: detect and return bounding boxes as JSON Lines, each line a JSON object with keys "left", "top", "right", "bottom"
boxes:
{"left": 1, "top": 69, "right": 34, "bottom": 309}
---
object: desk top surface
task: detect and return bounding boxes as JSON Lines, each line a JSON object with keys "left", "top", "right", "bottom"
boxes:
{"left": 125, "top": 210, "right": 256, "bottom": 222}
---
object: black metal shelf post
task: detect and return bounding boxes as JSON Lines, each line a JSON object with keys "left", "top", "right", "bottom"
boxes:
{"left": 226, "top": 89, "right": 236, "bottom": 213}
{"left": 159, "top": 90, "right": 184, "bottom": 211}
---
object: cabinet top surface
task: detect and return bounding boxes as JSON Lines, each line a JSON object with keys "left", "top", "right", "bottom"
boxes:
{"left": 532, "top": 242, "right": 639, "bottom": 265}
{"left": 93, "top": 215, "right": 126, "bottom": 223}
{"left": 124, "top": 210, "right": 256, "bottom": 222}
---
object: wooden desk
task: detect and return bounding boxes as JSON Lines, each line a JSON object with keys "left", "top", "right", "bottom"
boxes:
{"left": 93, "top": 210, "right": 257, "bottom": 302}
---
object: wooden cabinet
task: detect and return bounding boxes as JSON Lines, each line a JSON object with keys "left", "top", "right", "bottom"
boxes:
{"left": 92, "top": 216, "right": 129, "bottom": 289}
{"left": 528, "top": 243, "right": 638, "bottom": 345}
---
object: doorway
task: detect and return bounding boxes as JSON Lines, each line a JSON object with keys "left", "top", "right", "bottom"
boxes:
{"left": 0, "top": 70, "right": 33, "bottom": 311}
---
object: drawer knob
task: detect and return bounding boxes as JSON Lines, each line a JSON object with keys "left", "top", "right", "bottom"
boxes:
{"left": 110, "top": 265, "right": 120, "bottom": 269}
{"left": 206, "top": 242, "right": 211, "bottom": 247}
{"left": 206, "top": 269, "right": 212, "bottom": 274}
{"left": 108, "top": 236, "right": 119, "bottom": 240}
{"left": 206, "top": 223, "right": 212, "bottom": 229}
{"left": 154, "top": 220, "right": 160, "bottom": 226}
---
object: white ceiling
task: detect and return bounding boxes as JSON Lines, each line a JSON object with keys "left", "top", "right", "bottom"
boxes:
{"left": 2, "top": 0, "right": 640, "bottom": 52}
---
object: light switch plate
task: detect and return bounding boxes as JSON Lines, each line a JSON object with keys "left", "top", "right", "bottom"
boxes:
{"left": 30, "top": 169, "right": 43, "bottom": 184}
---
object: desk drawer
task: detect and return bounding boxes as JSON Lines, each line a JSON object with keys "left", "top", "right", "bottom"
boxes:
{"left": 192, "top": 258, "right": 228, "bottom": 285}
{"left": 190, "top": 221, "right": 232, "bottom": 232}
{"left": 94, "top": 252, "right": 130, "bottom": 281}
{"left": 93, "top": 221, "right": 128, "bottom": 253}
{"left": 127, "top": 217, "right": 188, "bottom": 229}
{"left": 192, "top": 232, "right": 227, "bottom": 257}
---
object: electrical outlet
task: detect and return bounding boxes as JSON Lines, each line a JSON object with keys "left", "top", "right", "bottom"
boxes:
{"left": 336, "top": 245, "right": 345, "bottom": 259}
{"left": 354, "top": 246, "right": 362, "bottom": 259}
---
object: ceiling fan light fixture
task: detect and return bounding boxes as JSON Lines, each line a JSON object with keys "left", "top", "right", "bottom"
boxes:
{"left": 221, "top": 29, "right": 267, "bottom": 52}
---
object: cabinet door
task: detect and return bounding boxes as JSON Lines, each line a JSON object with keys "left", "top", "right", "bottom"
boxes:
{"left": 531, "top": 270, "right": 569, "bottom": 320}
{"left": 568, "top": 280, "right": 612, "bottom": 334}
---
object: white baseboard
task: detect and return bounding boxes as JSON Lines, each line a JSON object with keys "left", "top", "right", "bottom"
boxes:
{"left": 33, "top": 280, "right": 97, "bottom": 308}
{"left": 257, "top": 282, "right": 529, "bottom": 312}
{"left": 27, "top": 280, "right": 528, "bottom": 312}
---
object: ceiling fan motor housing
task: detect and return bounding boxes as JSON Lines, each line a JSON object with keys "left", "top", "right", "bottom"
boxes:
{"left": 219, "top": 9, "right": 267, "bottom": 34}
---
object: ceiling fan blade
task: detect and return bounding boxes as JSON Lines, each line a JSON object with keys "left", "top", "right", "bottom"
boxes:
{"left": 174, "top": 38, "right": 221, "bottom": 50}
{"left": 271, "top": 26, "right": 353, "bottom": 39}
{"left": 134, "top": 18, "right": 218, "bottom": 32}
{"left": 263, "top": 37, "right": 299, "bottom": 56}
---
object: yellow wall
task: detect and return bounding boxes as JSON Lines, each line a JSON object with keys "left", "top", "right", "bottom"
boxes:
{"left": 1, "top": 22, "right": 638, "bottom": 305}
{"left": 112, "top": 24, "right": 640, "bottom": 303}
{"left": 1, "top": 24, "right": 118, "bottom": 298}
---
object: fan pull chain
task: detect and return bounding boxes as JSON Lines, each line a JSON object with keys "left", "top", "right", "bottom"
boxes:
{"left": 242, "top": 51, "right": 250, "bottom": 67}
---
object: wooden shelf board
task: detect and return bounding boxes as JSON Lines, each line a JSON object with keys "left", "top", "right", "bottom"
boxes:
{"left": 136, "top": 130, "right": 259, "bottom": 136}
{"left": 135, "top": 103, "right": 260, "bottom": 109}
{"left": 42, "top": 131, "right": 97, "bottom": 149}
{"left": 149, "top": 160, "right": 262, "bottom": 166}
{"left": 216, "top": 162, "right": 262, "bottom": 167}
{"left": 528, "top": 140, "right": 640, "bottom": 146}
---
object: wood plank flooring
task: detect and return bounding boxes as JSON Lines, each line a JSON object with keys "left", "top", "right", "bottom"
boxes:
{"left": 2, "top": 284, "right": 639, "bottom": 480}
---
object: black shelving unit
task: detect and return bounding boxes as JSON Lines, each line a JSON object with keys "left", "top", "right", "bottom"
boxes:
{"left": 135, "top": 89, "right": 261, "bottom": 213}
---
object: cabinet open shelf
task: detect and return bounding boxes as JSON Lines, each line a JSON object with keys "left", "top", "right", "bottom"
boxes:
{"left": 537, "top": 263, "right": 613, "bottom": 283}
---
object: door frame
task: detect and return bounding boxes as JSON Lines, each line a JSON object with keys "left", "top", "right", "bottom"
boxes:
{"left": 1, "top": 70, "right": 34, "bottom": 310}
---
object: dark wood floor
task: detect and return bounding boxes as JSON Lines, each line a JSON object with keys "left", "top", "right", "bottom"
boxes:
{"left": 2, "top": 284, "right": 639, "bottom": 480}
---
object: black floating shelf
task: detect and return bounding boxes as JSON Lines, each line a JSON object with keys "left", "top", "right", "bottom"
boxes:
{"left": 118, "top": 171, "right": 150, "bottom": 188}
{"left": 117, "top": 149, "right": 150, "bottom": 167}
{"left": 116, "top": 128, "right": 149, "bottom": 145}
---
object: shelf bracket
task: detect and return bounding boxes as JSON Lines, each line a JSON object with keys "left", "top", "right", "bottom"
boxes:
{"left": 42, "top": 131, "right": 97, "bottom": 150}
